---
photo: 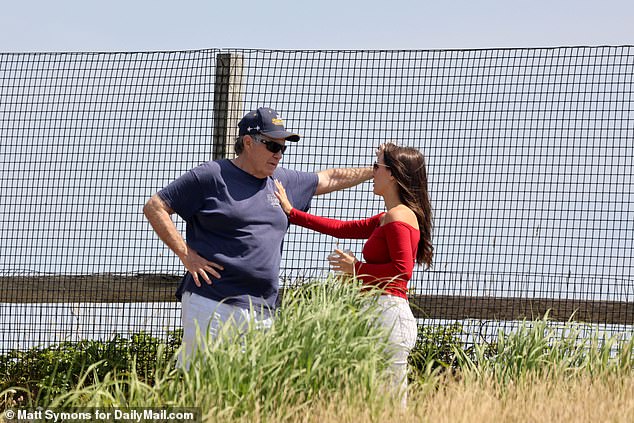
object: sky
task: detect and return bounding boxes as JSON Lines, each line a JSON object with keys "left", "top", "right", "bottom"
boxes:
{"left": 1, "top": 0, "right": 634, "bottom": 53}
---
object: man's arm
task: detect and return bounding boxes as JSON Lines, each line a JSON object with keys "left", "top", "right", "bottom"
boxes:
{"left": 143, "top": 194, "right": 223, "bottom": 286}
{"left": 315, "top": 167, "right": 373, "bottom": 195}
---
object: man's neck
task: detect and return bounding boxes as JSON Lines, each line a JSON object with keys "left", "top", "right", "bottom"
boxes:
{"left": 231, "top": 156, "right": 267, "bottom": 179}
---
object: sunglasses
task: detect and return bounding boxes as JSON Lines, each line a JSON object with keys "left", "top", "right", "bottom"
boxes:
{"left": 254, "top": 135, "right": 287, "bottom": 154}
{"left": 373, "top": 162, "right": 390, "bottom": 171}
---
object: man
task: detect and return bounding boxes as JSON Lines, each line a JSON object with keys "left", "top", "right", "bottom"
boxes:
{"left": 143, "top": 107, "right": 372, "bottom": 364}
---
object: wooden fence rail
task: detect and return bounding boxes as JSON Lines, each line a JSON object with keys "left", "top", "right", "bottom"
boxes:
{"left": 2, "top": 275, "right": 631, "bottom": 325}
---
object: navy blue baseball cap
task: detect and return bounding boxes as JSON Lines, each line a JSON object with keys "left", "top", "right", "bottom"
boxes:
{"left": 238, "top": 107, "right": 300, "bottom": 141}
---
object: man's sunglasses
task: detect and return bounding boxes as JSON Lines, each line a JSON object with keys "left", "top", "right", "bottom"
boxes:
{"left": 254, "top": 135, "right": 287, "bottom": 154}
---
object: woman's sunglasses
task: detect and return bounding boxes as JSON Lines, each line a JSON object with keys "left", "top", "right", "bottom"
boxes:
{"left": 254, "top": 135, "right": 287, "bottom": 154}
{"left": 373, "top": 162, "right": 390, "bottom": 171}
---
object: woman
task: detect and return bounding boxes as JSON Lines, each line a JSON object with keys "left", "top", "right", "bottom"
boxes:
{"left": 274, "top": 142, "right": 433, "bottom": 407}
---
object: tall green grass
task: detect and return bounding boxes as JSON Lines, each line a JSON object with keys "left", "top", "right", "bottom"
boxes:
{"left": 453, "top": 315, "right": 634, "bottom": 385}
{"left": 47, "top": 278, "right": 394, "bottom": 422}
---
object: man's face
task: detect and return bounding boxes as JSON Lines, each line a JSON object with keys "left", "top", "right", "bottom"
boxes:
{"left": 248, "top": 134, "right": 287, "bottom": 177}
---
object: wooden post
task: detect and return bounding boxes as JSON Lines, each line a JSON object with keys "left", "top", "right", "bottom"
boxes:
{"left": 213, "top": 53, "right": 244, "bottom": 160}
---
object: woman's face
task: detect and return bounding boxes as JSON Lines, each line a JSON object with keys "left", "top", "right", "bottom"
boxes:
{"left": 372, "top": 151, "right": 392, "bottom": 196}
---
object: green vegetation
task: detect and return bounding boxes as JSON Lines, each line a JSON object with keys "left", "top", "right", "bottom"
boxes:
{"left": 455, "top": 316, "right": 633, "bottom": 383}
{"left": 2, "top": 279, "right": 394, "bottom": 420}
{"left": 1, "top": 280, "right": 632, "bottom": 422}
{"left": 0, "top": 331, "right": 182, "bottom": 409}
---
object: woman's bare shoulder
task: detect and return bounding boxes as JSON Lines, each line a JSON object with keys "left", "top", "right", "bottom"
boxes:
{"left": 383, "top": 205, "right": 419, "bottom": 229}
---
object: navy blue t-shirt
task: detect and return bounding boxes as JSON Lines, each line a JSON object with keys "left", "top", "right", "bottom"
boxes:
{"left": 158, "top": 159, "right": 318, "bottom": 311}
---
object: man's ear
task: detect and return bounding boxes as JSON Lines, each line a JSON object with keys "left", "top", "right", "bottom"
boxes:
{"left": 243, "top": 134, "right": 254, "bottom": 150}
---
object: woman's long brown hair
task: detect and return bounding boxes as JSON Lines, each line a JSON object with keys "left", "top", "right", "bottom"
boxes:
{"left": 382, "top": 143, "right": 434, "bottom": 268}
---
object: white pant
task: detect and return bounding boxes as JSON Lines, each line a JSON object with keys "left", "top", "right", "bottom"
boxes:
{"left": 178, "top": 291, "right": 273, "bottom": 369}
{"left": 376, "top": 295, "right": 418, "bottom": 408}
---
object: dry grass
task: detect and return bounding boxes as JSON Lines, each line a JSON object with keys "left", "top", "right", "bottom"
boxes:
{"left": 408, "top": 373, "right": 634, "bottom": 423}
{"left": 222, "top": 373, "right": 634, "bottom": 423}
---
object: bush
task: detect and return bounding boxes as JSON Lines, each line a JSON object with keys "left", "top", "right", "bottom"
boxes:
{"left": 408, "top": 323, "right": 465, "bottom": 379}
{"left": 0, "top": 330, "right": 182, "bottom": 410}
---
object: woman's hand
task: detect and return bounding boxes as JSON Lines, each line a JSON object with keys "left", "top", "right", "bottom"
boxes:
{"left": 274, "top": 179, "right": 293, "bottom": 215}
{"left": 327, "top": 248, "right": 358, "bottom": 275}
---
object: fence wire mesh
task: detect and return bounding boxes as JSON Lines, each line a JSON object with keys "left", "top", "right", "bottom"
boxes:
{"left": 1, "top": 47, "right": 633, "bottom": 352}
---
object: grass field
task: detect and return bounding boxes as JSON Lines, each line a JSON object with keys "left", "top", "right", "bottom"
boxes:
{"left": 2, "top": 278, "right": 632, "bottom": 423}
{"left": 268, "top": 373, "right": 634, "bottom": 423}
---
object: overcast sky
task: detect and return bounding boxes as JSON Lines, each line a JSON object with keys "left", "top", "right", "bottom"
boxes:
{"left": 1, "top": 0, "right": 633, "bottom": 52}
